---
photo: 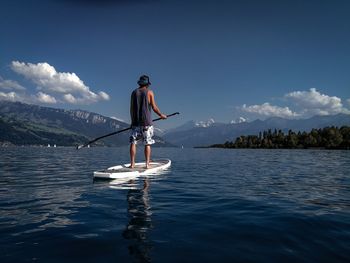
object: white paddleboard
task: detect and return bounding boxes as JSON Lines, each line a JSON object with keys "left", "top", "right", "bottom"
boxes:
{"left": 93, "top": 159, "right": 171, "bottom": 179}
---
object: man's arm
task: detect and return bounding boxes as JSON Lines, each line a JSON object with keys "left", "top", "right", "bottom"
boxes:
{"left": 130, "top": 92, "right": 134, "bottom": 121}
{"left": 148, "top": 90, "right": 167, "bottom": 119}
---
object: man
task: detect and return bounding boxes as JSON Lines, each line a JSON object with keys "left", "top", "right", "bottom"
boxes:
{"left": 129, "top": 75, "right": 167, "bottom": 168}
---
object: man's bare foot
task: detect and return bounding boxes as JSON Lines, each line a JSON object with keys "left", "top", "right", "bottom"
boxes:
{"left": 128, "top": 164, "right": 135, "bottom": 169}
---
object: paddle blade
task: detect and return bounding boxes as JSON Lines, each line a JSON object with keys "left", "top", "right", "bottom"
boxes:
{"left": 76, "top": 144, "right": 88, "bottom": 150}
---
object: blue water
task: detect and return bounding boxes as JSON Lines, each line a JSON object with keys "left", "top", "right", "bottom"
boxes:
{"left": 0, "top": 147, "right": 349, "bottom": 263}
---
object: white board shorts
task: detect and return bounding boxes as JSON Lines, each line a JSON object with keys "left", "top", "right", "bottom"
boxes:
{"left": 129, "top": 126, "right": 155, "bottom": 145}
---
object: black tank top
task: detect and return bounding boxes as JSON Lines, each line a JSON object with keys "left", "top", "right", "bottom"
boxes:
{"left": 130, "top": 88, "right": 152, "bottom": 126}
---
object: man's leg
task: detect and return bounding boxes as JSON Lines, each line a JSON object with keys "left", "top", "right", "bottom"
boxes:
{"left": 144, "top": 145, "right": 151, "bottom": 168}
{"left": 130, "top": 143, "right": 136, "bottom": 168}
{"left": 142, "top": 126, "right": 154, "bottom": 169}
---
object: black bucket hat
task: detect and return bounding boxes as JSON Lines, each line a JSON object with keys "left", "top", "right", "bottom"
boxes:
{"left": 137, "top": 75, "right": 151, "bottom": 86}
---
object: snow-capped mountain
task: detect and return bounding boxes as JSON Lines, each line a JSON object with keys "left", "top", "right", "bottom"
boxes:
{"left": 230, "top": 117, "right": 248, "bottom": 124}
{"left": 0, "top": 101, "right": 171, "bottom": 146}
{"left": 195, "top": 118, "right": 215, "bottom": 127}
{"left": 164, "top": 114, "right": 350, "bottom": 147}
{"left": 165, "top": 118, "right": 217, "bottom": 134}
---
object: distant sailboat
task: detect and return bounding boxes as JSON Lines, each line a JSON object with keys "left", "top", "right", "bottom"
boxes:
{"left": 47, "top": 144, "right": 51, "bottom": 147}
{"left": 54, "top": 144, "right": 57, "bottom": 148}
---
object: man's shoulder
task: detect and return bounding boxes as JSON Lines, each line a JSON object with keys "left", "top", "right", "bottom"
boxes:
{"left": 131, "top": 88, "right": 138, "bottom": 95}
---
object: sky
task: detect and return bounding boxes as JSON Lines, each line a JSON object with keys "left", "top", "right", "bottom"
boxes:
{"left": 0, "top": 0, "right": 350, "bottom": 129}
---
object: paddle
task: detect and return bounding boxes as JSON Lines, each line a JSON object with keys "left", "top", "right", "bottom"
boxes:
{"left": 76, "top": 112, "right": 180, "bottom": 150}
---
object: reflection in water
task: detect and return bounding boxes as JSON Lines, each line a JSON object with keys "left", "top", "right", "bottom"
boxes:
{"left": 122, "top": 179, "right": 153, "bottom": 262}
{"left": 0, "top": 148, "right": 91, "bottom": 236}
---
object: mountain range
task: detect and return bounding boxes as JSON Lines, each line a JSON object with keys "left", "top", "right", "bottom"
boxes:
{"left": 1, "top": 100, "right": 349, "bottom": 147}
{"left": 0, "top": 101, "right": 169, "bottom": 147}
{"left": 163, "top": 114, "right": 350, "bottom": 147}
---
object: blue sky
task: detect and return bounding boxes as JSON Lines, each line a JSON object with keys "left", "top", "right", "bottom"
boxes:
{"left": 0, "top": 0, "right": 349, "bottom": 129}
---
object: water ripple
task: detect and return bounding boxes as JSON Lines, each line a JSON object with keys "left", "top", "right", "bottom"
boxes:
{"left": 0, "top": 147, "right": 349, "bottom": 262}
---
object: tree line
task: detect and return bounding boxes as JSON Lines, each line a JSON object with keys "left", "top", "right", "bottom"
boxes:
{"left": 211, "top": 126, "right": 350, "bottom": 149}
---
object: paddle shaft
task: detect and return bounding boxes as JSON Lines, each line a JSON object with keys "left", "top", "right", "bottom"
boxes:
{"left": 77, "top": 112, "right": 179, "bottom": 149}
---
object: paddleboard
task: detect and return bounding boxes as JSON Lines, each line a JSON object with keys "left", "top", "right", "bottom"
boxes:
{"left": 93, "top": 159, "right": 171, "bottom": 179}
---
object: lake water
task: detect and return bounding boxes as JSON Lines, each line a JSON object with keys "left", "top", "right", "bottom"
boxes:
{"left": 0, "top": 147, "right": 349, "bottom": 263}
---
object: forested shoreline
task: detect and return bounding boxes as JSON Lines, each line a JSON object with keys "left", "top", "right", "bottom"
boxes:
{"left": 210, "top": 126, "right": 350, "bottom": 149}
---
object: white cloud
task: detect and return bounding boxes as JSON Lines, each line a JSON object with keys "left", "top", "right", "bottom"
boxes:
{"left": 241, "top": 103, "right": 299, "bottom": 118}
{"left": 0, "top": 77, "right": 26, "bottom": 91}
{"left": 98, "top": 91, "right": 110, "bottom": 100}
{"left": 0, "top": 90, "right": 57, "bottom": 105}
{"left": 0, "top": 91, "right": 22, "bottom": 101}
{"left": 285, "top": 88, "right": 349, "bottom": 116}
{"left": 239, "top": 88, "right": 350, "bottom": 119}
{"left": 36, "top": 92, "right": 57, "bottom": 104}
{"left": 0, "top": 76, "right": 30, "bottom": 103}
{"left": 63, "top": 93, "right": 77, "bottom": 104}
{"left": 11, "top": 61, "right": 110, "bottom": 104}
